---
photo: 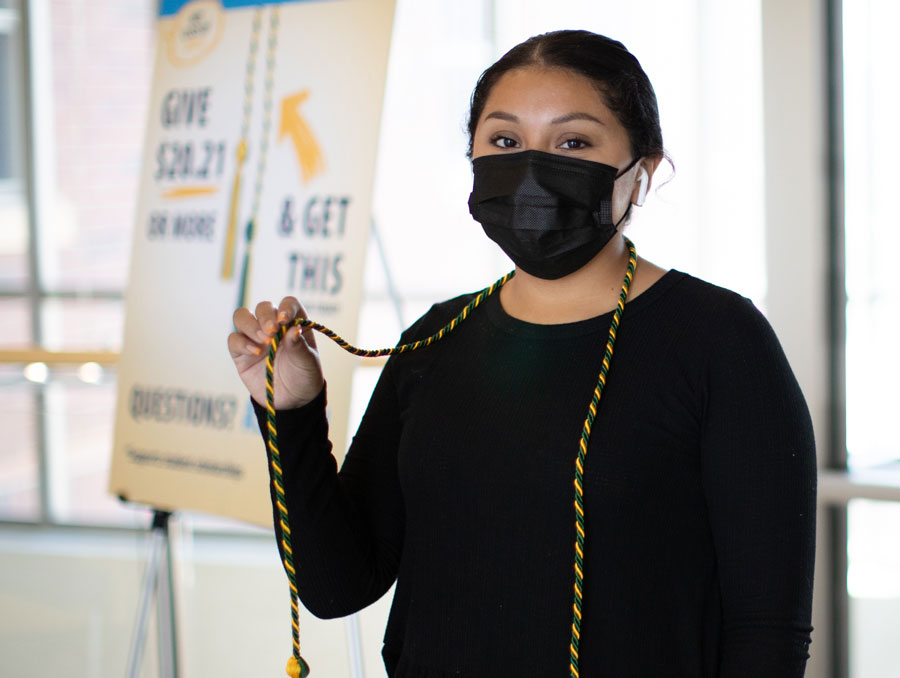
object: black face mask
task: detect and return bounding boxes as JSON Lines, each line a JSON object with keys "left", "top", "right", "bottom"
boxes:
{"left": 468, "top": 150, "right": 635, "bottom": 280}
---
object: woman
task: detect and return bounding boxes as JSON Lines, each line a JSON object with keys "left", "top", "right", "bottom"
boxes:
{"left": 229, "top": 30, "right": 816, "bottom": 677}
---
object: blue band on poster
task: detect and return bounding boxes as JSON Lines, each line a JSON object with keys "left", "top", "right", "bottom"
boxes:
{"left": 159, "top": 0, "right": 338, "bottom": 18}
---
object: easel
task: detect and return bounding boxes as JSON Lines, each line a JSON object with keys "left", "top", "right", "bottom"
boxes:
{"left": 126, "top": 509, "right": 179, "bottom": 678}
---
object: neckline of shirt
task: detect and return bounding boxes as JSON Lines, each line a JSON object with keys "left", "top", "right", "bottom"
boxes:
{"left": 483, "top": 269, "right": 686, "bottom": 339}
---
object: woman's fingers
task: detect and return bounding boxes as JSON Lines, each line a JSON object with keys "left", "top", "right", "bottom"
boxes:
{"left": 226, "top": 330, "right": 263, "bottom": 359}
{"left": 230, "top": 297, "right": 323, "bottom": 409}
{"left": 233, "top": 298, "right": 319, "bottom": 352}
{"left": 231, "top": 297, "right": 321, "bottom": 355}
{"left": 233, "top": 306, "right": 265, "bottom": 342}
{"left": 276, "top": 296, "right": 318, "bottom": 349}
{"left": 254, "top": 301, "right": 279, "bottom": 342}
{"left": 276, "top": 296, "right": 301, "bottom": 325}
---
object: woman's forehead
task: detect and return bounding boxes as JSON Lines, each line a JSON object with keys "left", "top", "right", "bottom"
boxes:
{"left": 480, "top": 66, "right": 615, "bottom": 123}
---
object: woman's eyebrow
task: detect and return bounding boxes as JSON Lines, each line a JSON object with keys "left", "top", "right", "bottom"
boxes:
{"left": 483, "top": 111, "right": 519, "bottom": 123}
{"left": 482, "top": 111, "right": 606, "bottom": 126}
{"left": 550, "top": 112, "right": 605, "bottom": 125}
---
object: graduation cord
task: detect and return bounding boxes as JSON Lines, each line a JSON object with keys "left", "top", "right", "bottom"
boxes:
{"left": 265, "top": 239, "right": 637, "bottom": 678}
{"left": 569, "top": 241, "right": 635, "bottom": 678}
{"left": 264, "top": 269, "right": 512, "bottom": 678}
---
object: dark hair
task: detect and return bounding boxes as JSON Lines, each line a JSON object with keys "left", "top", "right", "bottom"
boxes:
{"left": 466, "top": 30, "right": 665, "bottom": 165}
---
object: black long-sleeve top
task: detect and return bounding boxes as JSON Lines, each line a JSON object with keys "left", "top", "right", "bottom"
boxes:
{"left": 255, "top": 269, "right": 817, "bottom": 677}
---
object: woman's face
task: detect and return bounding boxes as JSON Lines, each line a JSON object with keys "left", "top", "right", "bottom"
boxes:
{"left": 471, "top": 66, "right": 642, "bottom": 222}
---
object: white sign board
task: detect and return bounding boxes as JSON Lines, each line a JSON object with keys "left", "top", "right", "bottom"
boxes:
{"left": 110, "top": 0, "right": 395, "bottom": 526}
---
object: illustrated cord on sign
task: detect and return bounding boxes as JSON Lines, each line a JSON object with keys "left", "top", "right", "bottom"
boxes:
{"left": 222, "top": 7, "right": 263, "bottom": 282}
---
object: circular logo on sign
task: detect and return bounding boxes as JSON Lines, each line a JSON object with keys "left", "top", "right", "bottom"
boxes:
{"left": 166, "top": 1, "right": 226, "bottom": 68}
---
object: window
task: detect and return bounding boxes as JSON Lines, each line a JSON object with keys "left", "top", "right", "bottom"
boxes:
{"left": 843, "top": 0, "right": 899, "bottom": 472}
{"left": 0, "top": 0, "right": 156, "bottom": 525}
{"left": 842, "top": 1, "right": 900, "bottom": 675}
{"left": 0, "top": 0, "right": 28, "bottom": 292}
{"left": 0, "top": 4, "right": 21, "bottom": 182}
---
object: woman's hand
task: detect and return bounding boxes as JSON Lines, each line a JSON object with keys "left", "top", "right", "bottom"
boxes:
{"left": 228, "top": 297, "right": 324, "bottom": 410}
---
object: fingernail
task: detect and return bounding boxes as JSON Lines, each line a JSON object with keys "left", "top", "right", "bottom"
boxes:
{"left": 252, "top": 345, "right": 262, "bottom": 356}
{"left": 265, "top": 322, "right": 277, "bottom": 334}
{"left": 257, "top": 330, "right": 269, "bottom": 343}
{"left": 277, "top": 311, "right": 288, "bottom": 323}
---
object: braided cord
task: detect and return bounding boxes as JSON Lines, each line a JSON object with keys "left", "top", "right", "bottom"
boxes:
{"left": 265, "top": 239, "right": 636, "bottom": 678}
{"left": 266, "top": 268, "right": 513, "bottom": 677}
{"left": 569, "top": 238, "right": 636, "bottom": 678}
{"left": 265, "top": 328, "right": 310, "bottom": 678}
{"left": 292, "top": 270, "right": 514, "bottom": 356}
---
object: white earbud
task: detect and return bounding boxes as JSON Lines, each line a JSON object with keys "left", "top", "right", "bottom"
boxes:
{"left": 635, "top": 167, "right": 649, "bottom": 207}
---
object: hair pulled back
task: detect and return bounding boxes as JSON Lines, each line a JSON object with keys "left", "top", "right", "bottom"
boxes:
{"left": 467, "top": 30, "right": 665, "bottom": 164}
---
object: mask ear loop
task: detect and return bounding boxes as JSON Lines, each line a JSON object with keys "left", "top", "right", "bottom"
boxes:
{"left": 614, "top": 156, "right": 641, "bottom": 179}
{"left": 613, "top": 203, "right": 632, "bottom": 229}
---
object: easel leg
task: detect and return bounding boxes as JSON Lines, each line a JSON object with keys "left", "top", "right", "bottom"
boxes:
{"left": 156, "top": 510, "right": 179, "bottom": 678}
{"left": 126, "top": 510, "right": 179, "bottom": 678}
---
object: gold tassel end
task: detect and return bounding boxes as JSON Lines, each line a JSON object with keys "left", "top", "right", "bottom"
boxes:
{"left": 286, "top": 654, "right": 310, "bottom": 678}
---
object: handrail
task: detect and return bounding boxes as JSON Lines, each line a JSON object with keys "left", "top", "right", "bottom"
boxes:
{"left": 0, "top": 348, "right": 388, "bottom": 367}
{"left": 818, "top": 468, "right": 900, "bottom": 504}
{"left": 0, "top": 349, "right": 120, "bottom": 366}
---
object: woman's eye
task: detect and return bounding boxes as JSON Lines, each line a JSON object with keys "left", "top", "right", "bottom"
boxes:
{"left": 491, "top": 136, "right": 519, "bottom": 149}
{"left": 560, "top": 138, "right": 589, "bottom": 150}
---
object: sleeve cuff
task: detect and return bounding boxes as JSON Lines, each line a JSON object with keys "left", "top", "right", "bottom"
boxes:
{"left": 251, "top": 383, "right": 328, "bottom": 442}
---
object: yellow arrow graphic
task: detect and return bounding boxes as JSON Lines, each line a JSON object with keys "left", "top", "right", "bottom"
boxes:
{"left": 279, "top": 90, "right": 325, "bottom": 184}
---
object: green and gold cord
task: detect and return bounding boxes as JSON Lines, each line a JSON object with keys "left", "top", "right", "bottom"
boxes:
{"left": 569, "top": 239, "right": 636, "bottom": 678}
{"left": 265, "top": 269, "right": 513, "bottom": 677}
{"left": 264, "top": 239, "right": 636, "bottom": 678}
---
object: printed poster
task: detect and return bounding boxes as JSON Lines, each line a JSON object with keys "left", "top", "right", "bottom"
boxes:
{"left": 110, "top": 0, "right": 396, "bottom": 526}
